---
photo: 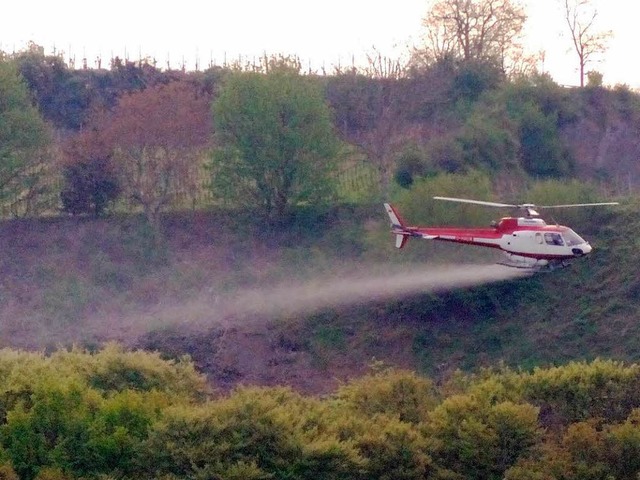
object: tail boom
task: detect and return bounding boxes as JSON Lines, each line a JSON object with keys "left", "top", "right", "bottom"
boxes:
{"left": 384, "top": 203, "right": 437, "bottom": 249}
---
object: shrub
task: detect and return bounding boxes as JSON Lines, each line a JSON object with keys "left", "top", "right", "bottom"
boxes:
{"left": 457, "top": 105, "right": 519, "bottom": 172}
{"left": 394, "top": 170, "right": 496, "bottom": 227}
{"left": 141, "top": 387, "right": 360, "bottom": 480}
{"left": 426, "top": 394, "right": 540, "bottom": 479}
{"left": 38, "top": 344, "right": 210, "bottom": 402}
{"left": 519, "top": 359, "right": 640, "bottom": 426}
{"left": 334, "top": 369, "right": 438, "bottom": 424}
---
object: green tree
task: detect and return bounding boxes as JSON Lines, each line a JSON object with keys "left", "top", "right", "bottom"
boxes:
{"left": 395, "top": 170, "right": 496, "bottom": 227}
{"left": 457, "top": 103, "right": 520, "bottom": 172}
{"left": 10, "top": 42, "right": 90, "bottom": 131}
{"left": 427, "top": 394, "right": 540, "bottom": 479}
{"left": 335, "top": 369, "right": 438, "bottom": 424}
{"left": 211, "top": 66, "right": 339, "bottom": 221}
{"left": 0, "top": 59, "right": 50, "bottom": 213}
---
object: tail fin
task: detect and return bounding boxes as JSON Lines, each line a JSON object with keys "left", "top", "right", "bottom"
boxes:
{"left": 383, "top": 203, "right": 409, "bottom": 249}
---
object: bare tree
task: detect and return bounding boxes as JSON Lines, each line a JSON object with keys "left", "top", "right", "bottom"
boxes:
{"left": 419, "top": 0, "right": 527, "bottom": 69}
{"left": 563, "top": 0, "right": 612, "bottom": 87}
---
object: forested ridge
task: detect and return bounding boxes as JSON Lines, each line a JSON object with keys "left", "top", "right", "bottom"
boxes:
{"left": 1, "top": 42, "right": 639, "bottom": 221}
{"left": 2, "top": 7, "right": 640, "bottom": 477}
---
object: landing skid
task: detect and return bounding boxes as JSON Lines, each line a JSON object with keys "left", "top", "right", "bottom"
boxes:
{"left": 497, "top": 261, "right": 539, "bottom": 270}
{"left": 497, "top": 260, "right": 571, "bottom": 272}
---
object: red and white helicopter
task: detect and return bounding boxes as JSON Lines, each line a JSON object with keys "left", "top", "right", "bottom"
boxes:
{"left": 384, "top": 197, "right": 619, "bottom": 270}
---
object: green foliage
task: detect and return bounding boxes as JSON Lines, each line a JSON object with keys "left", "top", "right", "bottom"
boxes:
{"left": 53, "top": 343, "right": 210, "bottom": 401}
{"left": 337, "top": 160, "right": 380, "bottom": 202}
{"left": 393, "top": 144, "right": 436, "bottom": 188}
{"left": 326, "top": 73, "right": 383, "bottom": 133}
{"left": 394, "top": 170, "right": 496, "bottom": 227}
{"left": 515, "top": 101, "right": 570, "bottom": 177}
{"left": 525, "top": 178, "right": 603, "bottom": 226}
{"left": 502, "top": 74, "right": 579, "bottom": 127}
{"left": 0, "top": 345, "right": 208, "bottom": 480}
{"left": 1, "top": 381, "right": 164, "bottom": 480}
{"left": 604, "top": 409, "right": 640, "bottom": 478}
{"left": 451, "top": 60, "right": 505, "bottom": 104}
{"left": 0, "top": 59, "right": 50, "bottom": 205}
{"left": 455, "top": 75, "right": 576, "bottom": 178}
{"left": 427, "top": 393, "right": 540, "bottom": 479}
{"left": 526, "top": 178, "right": 600, "bottom": 205}
{"left": 519, "top": 359, "right": 640, "bottom": 426}
{"left": 586, "top": 71, "right": 604, "bottom": 88}
{"left": 141, "top": 387, "right": 361, "bottom": 480}
{"left": 423, "top": 136, "right": 466, "bottom": 174}
{"left": 33, "top": 467, "right": 72, "bottom": 480}
{"left": 334, "top": 368, "right": 438, "bottom": 424}
{"left": 611, "top": 83, "right": 640, "bottom": 121}
{"left": 499, "top": 82, "right": 574, "bottom": 177}
{"left": 211, "top": 67, "right": 340, "bottom": 221}
{"left": 457, "top": 103, "right": 519, "bottom": 172}
{"left": 330, "top": 414, "right": 432, "bottom": 480}
{"left": 2, "top": 348, "right": 640, "bottom": 479}
{"left": 505, "top": 417, "right": 640, "bottom": 480}
{"left": 10, "top": 44, "right": 90, "bottom": 131}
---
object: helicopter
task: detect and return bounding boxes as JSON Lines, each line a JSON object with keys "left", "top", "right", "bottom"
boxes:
{"left": 384, "top": 197, "right": 619, "bottom": 270}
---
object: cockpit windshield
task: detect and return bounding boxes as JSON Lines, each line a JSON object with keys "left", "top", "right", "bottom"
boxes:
{"left": 562, "top": 229, "right": 586, "bottom": 246}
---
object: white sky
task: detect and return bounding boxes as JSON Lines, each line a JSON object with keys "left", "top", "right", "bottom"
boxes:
{"left": 2, "top": 0, "right": 639, "bottom": 88}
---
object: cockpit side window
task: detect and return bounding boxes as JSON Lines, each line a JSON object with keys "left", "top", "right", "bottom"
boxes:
{"left": 544, "top": 232, "right": 564, "bottom": 246}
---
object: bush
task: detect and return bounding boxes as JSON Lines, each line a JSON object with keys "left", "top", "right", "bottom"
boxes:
{"left": 330, "top": 414, "right": 431, "bottom": 480}
{"left": 60, "top": 158, "right": 119, "bottom": 217}
{"left": 426, "top": 394, "right": 540, "bottom": 479}
{"left": 394, "top": 170, "right": 496, "bottom": 227}
{"left": 515, "top": 101, "right": 571, "bottom": 177}
{"left": 334, "top": 369, "right": 438, "bottom": 424}
{"left": 0, "top": 464, "right": 18, "bottom": 480}
{"left": 393, "top": 144, "right": 435, "bottom": 188}
{"left": 141, "top": 387, "right": 361, "bottom": 480}
{"left": 519, "top": 359, "right": 640, "bottom": 426}
{"left": 457, "top": 105, "right": 519, "bottom": 172}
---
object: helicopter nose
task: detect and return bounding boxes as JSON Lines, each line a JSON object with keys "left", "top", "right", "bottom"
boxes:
{"left": 572, "top": 243, "right": 592, "bottom": 256}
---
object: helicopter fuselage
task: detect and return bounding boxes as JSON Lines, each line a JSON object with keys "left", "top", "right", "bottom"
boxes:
{"left": 392, "top": 215, "right": 592, "bottom": 269}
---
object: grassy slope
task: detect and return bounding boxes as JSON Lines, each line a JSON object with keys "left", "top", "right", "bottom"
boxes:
{"left": 0, "top": 202, "right": 637, "bottom": 392}
{"left": 250, "top": 201, "right": 640, "bottom": 387}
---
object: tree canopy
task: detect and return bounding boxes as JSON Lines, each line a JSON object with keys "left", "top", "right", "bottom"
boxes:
{"left": 73, "top": 80, "right": 213, "bottom": 224}
{"left": 211, "top": 65, "right": 340, "bottom": 221}
{"left": 419, "top": 0, "right": 528, "bottom": 72}
{"left": 0, "top": 59, "right": 50, "bottom": 210}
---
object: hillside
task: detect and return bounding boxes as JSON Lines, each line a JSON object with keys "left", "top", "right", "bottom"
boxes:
{"left": 0, "top": 199, "right": 634, "bottom": 393}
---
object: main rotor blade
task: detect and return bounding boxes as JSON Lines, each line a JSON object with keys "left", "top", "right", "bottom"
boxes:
{"left": 433, "top": 196, "right": 517, "bottom": 208}
{"left": 537, "top": 202, "right": 620, "bottom": 209}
